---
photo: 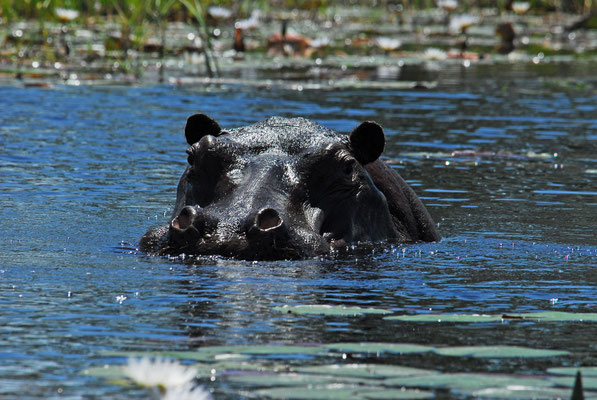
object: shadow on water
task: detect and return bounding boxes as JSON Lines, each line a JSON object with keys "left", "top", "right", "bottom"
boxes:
{"left": 0, "top": 61, "right": 596, "bottom": 398}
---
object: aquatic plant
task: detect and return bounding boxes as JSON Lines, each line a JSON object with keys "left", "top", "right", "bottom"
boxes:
{"left": 179, "top": 0, "right": 219, "bottom": 77}
{"left": 111, "top": 0, "right": 147, "bottom": 60}
{"left": 123, "top": 357, "right": 198, "bottom": 389}
{"left": 123, "top": 357, "right": 212, "bottom": 400}
{"left": 161, "top": 383, "right": 213, "bottom": 400}
{"left": 149, "top": 0, "right": 176, "bottom": 81}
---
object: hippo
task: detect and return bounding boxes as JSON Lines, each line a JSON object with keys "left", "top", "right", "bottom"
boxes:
{"left": 140, "top": 114, "right": 440, "bottom": 260}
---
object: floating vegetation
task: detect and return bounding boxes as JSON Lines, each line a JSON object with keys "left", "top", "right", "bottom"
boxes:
{"left": 433, "top": 345, "right": 569, "bottom": 358}
{"left": 384, "top": 373, "right": 554, "bottom": 391}
{"left": 83, "top": 350, "right": 591, "bottom": 400}
{"left": 324, "top": 343, "right": 434, "bottom": 355}
{"left": 102, "top": 342, "right": 573, "bottom": 364}
{"left": 385, "top": 311, "right": 597, "bottom": 323}
{"left": 385, "top": 313, "right": 504, "bottom": 323}
{"left": 549, "top": 375, "right": 597, "bottom": 390}
{"left": 548, "top": 366, "right": 597, "bottom": 377}
{"left": 297, "top": 364, "right": 437, "bottom": 378}
{"left": 82, "top": 364, "right": 127, "bottom": 380}
{"left": 256, "top": 385, "right": 435, "bottom": 399}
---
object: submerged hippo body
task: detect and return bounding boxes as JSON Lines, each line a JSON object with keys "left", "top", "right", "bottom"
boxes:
{"left": 140, "top": 114, "right": 440, "bottom": 260}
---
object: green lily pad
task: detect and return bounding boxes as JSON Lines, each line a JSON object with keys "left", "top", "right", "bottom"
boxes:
{"left": 548, "top": 366, "right": 597, "bottom": 377}
{"left": 256, "top": 385, "right": 381, "bottom": 399}
{"left": 108, "top": 345, "right": 324, "bottom": 362}
{"left": 81, "top": 364, "right": 125, "bottom": 380}
{"left": 384, "top": 312, "right": 597, "bottom": 323}
{"left": 433, "top": 346, "right": 569, "bottom": 358}
{"left": 324, "top": 343, "right": 434, "bottom": 355}
{"left": 364, "top": 389, "right": 435, "bottom": 399}
{"left": 274, "top": 305, "right": 392, "bottom": 316}
{"left": 202, "top": 360, "right": 290, "bottom": 376}
{"left": 549, "top": 376, "right": 597, "bottom": 390}
{"left": 227, "top": 373, "right": 377, "bottom": 387}
{"left": 298, "top": 364, "right": 436, "bottom": 378}
{"left": 193, "top": 344, "right": 324, "bottom": 356}
{"left": 470, "top": 386, "right": 574, "bottom": 399}
{"left": 385, "top": 314, "right": 503, "bottom": 323}
{"left": 384, "top": 373, "right": 554, "bottom": 391}
{"left": 518, "top": 312, "right": 597, "bottom": 322}
{"left": 106, "top": 350, "right": 244, "bottom": 362}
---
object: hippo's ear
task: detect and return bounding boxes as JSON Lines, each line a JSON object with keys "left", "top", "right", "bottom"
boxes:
{"left": 349, "top": 121, "right": 385, "bottom": 165}
{"left": 185, "top": 113, "right": 222, "bottom": 145}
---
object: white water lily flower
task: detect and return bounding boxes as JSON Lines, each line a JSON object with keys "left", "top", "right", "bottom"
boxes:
{"left": 208, "top": 6, "right": 232, "bottom": 19}
{"left": 123, "top": 357, "right": 197, "bottom": 390}
{"left": 55, "top": 8, "right": 79, "bottom": 22}
{"left": 375, "top": 37, "right": 402, "bottom": 51}
{"left": 512, "top": 2, "right": 530, "bottom": 14}
{"left": 162, "top": 383, "right": 213, "bottom": 400}
{"left": 449, "top": 14, "right": 479, "bottom": 33}
{"left": 424, "top": 47, "right": 448, "bottom": 60}
{"left": 310, "top": 37, "right": 331, "bottom": 49}
{"left": 235, "top": 10, "right": 261, "bottom": 30}
{"left": 437, "top": 0, "right": 458, "bottom": 12}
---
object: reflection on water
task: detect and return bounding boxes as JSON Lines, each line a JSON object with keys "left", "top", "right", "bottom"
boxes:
{"left": 0, "top": 62, "right": 596, "bottom": 398}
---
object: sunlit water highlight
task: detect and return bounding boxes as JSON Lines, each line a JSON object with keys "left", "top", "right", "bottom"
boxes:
{"left": 0, "top": 62, "right": 596, "bottom": 398}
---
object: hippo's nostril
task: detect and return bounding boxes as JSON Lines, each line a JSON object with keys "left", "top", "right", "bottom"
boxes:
{"left": 255, "top": 208, "right": 282, "bottom": 231}
{"left": 172, "top": 206, "right": 197, "bottom": 230}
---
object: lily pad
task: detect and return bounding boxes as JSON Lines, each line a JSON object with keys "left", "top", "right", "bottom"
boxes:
{"left": 110, "top": 345, "right": 324, "bottom": 361}
{"left": 549, "top": 375, "right": 597, "bottom": 390}
{"left": 256, "top": 385, "right": 382, "bottom": 399}
{"left": 298, "top": 364, "right": 436, "bottom": 378}
{"left": 385, "top": 314, "right": 503, "bottom": 323}
{"left": 274, "top": 305, "right": 392, "bottom": 316}
{"left": 470, "top": 386, "right": 574, "bottom": 399}
{"left": 363, "top": 389, "right": 435, "bottom": 399}
{"left": 106, "top": 350, "right": 243, "bottom": 362}
{"left": 81, "top": 364, "right": 125, "bottom": 380}
{"left": 517, "top": 312, "right": 597, "bottom": 322}
{"left": 433, "top": 345, "right": 569, "bottom": 358}
{"left": 203, "top": 360, "right": 291, "bottom": 375}
{"left": 195, "top": 344, "right": 324, "bottom": 356}
{"left": 324, "top": 343, "right": 434, "bottom": 355}
{"left": 384, "top": 312, "right": 597, "bottom": 323}
{"left": 548, "top": 366, "right": 597, "bottom": 377}
{"left": 227, "top": 373, "right": 376, "bottom": 387}
{"left": 384, "top": 373, "right": 554, "bottom": 391}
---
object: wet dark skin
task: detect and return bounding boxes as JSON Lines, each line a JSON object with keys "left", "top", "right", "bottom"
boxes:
{"left": 140, "top": 114, "right": 440, "bottom": 260}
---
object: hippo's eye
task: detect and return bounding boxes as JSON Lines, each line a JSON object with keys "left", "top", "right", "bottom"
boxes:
{"left": 341, "top": 158, "right": 356, "bottom": 176}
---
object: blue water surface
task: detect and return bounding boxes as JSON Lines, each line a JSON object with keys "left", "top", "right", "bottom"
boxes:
{"left": 1, "top": 63, "right": 596, "bottom": 398}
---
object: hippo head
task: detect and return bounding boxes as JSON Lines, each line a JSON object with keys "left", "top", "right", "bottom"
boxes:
{"left": 140, "top": 114, "right": 430, "bottom": 260}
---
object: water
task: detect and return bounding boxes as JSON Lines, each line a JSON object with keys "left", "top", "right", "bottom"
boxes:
{"left": 1, "top": 62, "right": 596, "bottom": 399}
